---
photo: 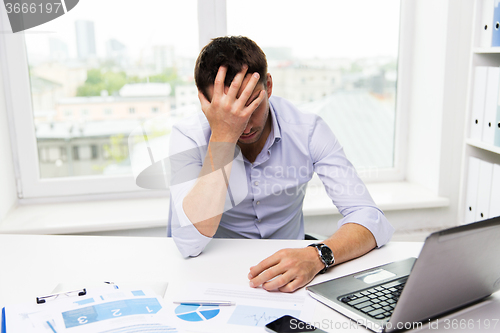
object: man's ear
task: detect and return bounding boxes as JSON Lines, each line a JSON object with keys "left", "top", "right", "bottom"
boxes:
{"left": 266, "top": 73, "right": 273, "bottom": 98}
{"left": 204, "top": 85, "right": 215, "bottom": 103}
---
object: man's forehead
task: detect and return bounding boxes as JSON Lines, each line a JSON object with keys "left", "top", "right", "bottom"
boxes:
{"left": 207, "top": 74, "right": 265, "bottom": 99}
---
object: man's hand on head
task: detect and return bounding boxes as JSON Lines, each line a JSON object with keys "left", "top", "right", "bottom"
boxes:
{"left": 247, "top": 247, "right": 325, "bottom": 293}
{"left": 198, "top": 65, "right": 265, "bottom": 143}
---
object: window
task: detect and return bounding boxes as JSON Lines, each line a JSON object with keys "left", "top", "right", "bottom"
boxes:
{"left": 39, "top": 147, "right": 63, "bottom": 163}
{"left": 227, "top": 0, "right": 400, "bottom": 174}
{"left": 79, "top": 146, "right": 91, "bottom": 160}
{"left": 91, "top": 145, "right": 99, "bottom": 160}
{"left": 23, "top": 0, "right": 197, "bottom": 180}
{"left": 1, "top": 0, "right": 407, "bottom": 198}
{"left": 0, "top": 0, "right": 199, "bottom": 197}
{"left": 72, "top": 146, "right": 79, "bottom": 160}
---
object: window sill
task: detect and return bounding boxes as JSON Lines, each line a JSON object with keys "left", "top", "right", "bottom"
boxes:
{"left": 303, "top": 182, "right": 450, "bottom": 216}
{"left": 0, "top": 181, "right": 449, "bottom": 235}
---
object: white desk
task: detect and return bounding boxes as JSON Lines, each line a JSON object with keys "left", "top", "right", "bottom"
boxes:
{"left": 1, "top": 235, "right": 499, "bottom": 332}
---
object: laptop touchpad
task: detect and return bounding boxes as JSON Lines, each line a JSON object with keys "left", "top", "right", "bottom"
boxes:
{"left": 354, "top": 269, "right": 396, "bottom": 284}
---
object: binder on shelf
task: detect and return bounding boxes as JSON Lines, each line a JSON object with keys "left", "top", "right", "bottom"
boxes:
{"left": 470, "top": 67, "right": 488, "bottom": 141}
{"left": 482, "top": 66, "right": 500, "bottom": 145}
{"left": 465, "top": 157, "right": 480, "bottom": 224}
{"left": 493, "top": 0, "right": 500, "bottom": 46}
{"left": 481, "top": 0, "right": 495, "bottom": 47}
{"left": 476, "top": 159, "right": 494, "bottom": 221}
{"left": 1, "top": 308, "right": 5, "bottom": 333}
{"left": 489, "top": 164, "right": 500, "bottom": 218}
{"left": 495, "top": 103, "right": 500, "bottom": 146}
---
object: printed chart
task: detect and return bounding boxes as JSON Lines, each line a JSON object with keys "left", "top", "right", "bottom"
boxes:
{"left": 174, "top": 304, "right": 220, "bottom": 322}
{"left": 227, "top": 305, "right": 300, "bottom": 327}
{"left": 62, "top": 298, "right": 162, "bottom": 328}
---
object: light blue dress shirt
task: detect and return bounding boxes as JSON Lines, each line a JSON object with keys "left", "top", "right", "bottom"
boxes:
{"left": 169, "top": 96, "right": 394, "bottom": 258}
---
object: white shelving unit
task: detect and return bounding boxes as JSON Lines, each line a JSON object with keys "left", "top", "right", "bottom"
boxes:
{"left": 466, "top": 138, "right": 500, "bottom": 155}
{"left": 459, "top": 0, "right": 500, "bottom": 224}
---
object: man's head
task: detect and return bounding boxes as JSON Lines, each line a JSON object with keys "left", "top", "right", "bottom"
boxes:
{"left": 195, "top": 36, "right": 268, "bottom": 101}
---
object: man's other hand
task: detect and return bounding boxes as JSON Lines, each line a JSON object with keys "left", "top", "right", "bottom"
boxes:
{"left": 247, "top": 247, "right": 324, "bottom": 293}
{"left": 247, "top": 224, "right": 377, "bottom": 293}
{"left": 198, "top": 65, "right": 265, "bottom": 143}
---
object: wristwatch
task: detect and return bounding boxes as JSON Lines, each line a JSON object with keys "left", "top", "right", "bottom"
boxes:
{"left": 308, "top": 243, "right": 335, "bottom": 274}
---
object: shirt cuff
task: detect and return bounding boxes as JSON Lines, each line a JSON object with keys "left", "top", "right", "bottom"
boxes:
{"left": 171, "top": 197, "right": 212, "bottom": 258}
{"left": 337, "top": 207, "right": 395, "bottom": 248}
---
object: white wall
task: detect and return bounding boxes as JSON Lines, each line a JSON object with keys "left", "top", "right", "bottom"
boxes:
{"left": 394, "top": 0, "right": 472, "bottom": 232}
{"left": 405, "top": 0, "right": 448, "bottom": 192}
{"left": 0, "top": 65, "right": 18, "bottom": 222}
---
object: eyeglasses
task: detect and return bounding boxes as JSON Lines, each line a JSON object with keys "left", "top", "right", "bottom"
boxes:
{"left": 36, "top": 288, "right": 87, "bottom": 304}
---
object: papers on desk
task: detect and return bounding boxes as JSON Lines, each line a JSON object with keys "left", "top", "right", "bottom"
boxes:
{"left": 164, "top": 281, "right": 318, "bottom": 333}
{"left": 2, "top": 285, "right": 177, "bottom": 332}
{"left": 2, "top": 281, "right": 318, "bottom": 333}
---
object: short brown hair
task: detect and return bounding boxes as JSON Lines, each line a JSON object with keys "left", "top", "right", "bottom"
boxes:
{"left": 194, "top": 36, "right": 268, "bottom": 100}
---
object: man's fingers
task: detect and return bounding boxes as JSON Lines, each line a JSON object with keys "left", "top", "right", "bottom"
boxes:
{"left": 242, "top": 90, "right": 265, "bottom": 117}
{"left": 248, "top": 254, "right": 283, "bottom": 287}
{"left": 213, "top": 66, "right": 227, "bottom": 98}
{"left": 227, "top": 65, "right": 248, "bottom": 100}
{"left": 236, "top": 73, "right": 253, "bottom": 99}
{"left": 249, "top": 264, "right": 286, "bottom": 288}
{"left": 237, "top": 72, "right": 261, "bottom": 108}
{"left": 249, "top": 253, "right": 280, "bottom": 278}
{"left": 262, "top": 271, "right": 296, "bottom": 291}
{"left": 278, "top": 278, "right": 304, "bottom": 293}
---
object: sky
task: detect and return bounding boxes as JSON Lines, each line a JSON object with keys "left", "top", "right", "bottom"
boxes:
{"left": 227, "top": 0, "right": 400, "bottom": 59}
{"left": 24, "top": 0, "right": 400, "bottom": 62}
{"left": 25, "top": 0, "right": 199, "bottom": 60}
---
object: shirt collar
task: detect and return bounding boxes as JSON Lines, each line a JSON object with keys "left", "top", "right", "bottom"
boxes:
{"left": 267, "top": 98, "right": 282, "bottom": 147}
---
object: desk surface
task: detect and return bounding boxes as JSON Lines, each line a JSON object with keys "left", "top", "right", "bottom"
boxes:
{"left": 0, "top": 235, "right": 498, "bottom": 332}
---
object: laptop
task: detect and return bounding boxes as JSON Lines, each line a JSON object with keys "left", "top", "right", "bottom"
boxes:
{"left": 306, "top": 216, "right": 500, "bottom": 332}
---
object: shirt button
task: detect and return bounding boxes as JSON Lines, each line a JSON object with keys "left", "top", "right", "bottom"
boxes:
{"left": 257, "top": 219, "right": 262, "bottom": 223}
{"left": 254, "top": 181, "right": 259, "bottom": 186}
{"left": 256, "top": 201, "right": 260, "bottom": 205}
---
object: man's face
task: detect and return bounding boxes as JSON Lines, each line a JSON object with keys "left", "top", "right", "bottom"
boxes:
{"left": 207, "top": 73, "right": 273, "bottom": 147}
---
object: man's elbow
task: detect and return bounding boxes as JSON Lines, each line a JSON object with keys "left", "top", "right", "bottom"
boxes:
{"left": 171, "top": 224, "right": 213, "bottom": 258}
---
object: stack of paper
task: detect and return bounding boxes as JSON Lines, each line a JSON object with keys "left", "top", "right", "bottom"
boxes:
{"left": 2, "top": 285, "right": 177, "bottom": 333}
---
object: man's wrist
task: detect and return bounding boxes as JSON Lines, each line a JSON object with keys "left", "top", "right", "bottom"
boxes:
{"left": 308, "top": 243, "right": 335, "bottom": 274}
{"left": 210, "top": 131, "right": 239, "bottom": 143}
{"left": 307, "top": 246, "right": 328, "bottom": 274}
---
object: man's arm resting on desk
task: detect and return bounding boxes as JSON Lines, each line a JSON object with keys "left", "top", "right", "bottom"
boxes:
{"left": 248, "top": 223, "right": 377, "bottom": 293}
{"left": 182, "top": 66, "right": 265, "bottom": 237}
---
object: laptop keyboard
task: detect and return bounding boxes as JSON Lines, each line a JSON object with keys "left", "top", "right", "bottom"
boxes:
{"left": 338, "top": 278, "right": 407, "bottom": 320}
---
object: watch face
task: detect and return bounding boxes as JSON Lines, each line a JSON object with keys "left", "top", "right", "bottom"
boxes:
{"left": 320, "top": 246, "right": 334, "bottom": 265}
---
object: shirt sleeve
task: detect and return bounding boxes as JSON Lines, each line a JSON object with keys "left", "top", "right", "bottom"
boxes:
{"left": 168, "top": 123, "right": 212, "bottom": 258}
{"left": 309, "top": 116, "right": 394, "bottom": 247}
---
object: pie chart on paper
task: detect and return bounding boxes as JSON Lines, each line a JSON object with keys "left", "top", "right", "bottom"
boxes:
{"left": 174, "top": 304, "right": 220, "bottom": 322}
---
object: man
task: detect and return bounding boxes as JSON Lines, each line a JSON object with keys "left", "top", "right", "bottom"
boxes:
{"left": 169, "top": 36, "right": 394, "bottom": 292}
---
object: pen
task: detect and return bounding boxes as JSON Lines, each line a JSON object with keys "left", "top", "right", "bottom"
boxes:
{"left": 173, "top": 300, "right": 235, "bottom": 306}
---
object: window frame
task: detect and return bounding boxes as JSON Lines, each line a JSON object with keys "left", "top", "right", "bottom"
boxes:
{"left": 0, "top": 0, "right": 409, "bottom": 200}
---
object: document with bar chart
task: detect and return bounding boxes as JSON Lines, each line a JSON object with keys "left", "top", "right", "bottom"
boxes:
{"left": 2, "top": 285, "right": 177, "bottom": 333}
